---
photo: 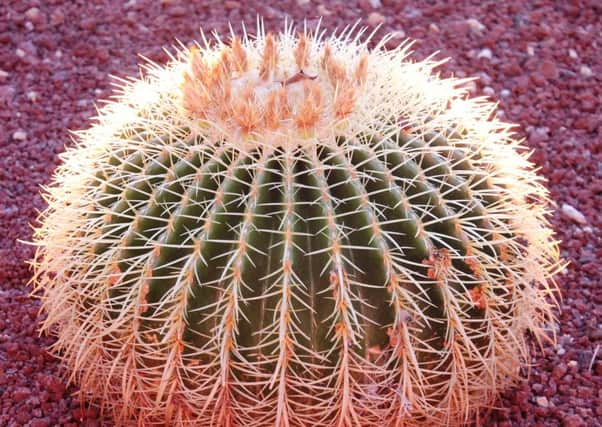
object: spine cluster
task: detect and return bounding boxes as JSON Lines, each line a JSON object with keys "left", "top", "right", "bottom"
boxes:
{"left": 182, "top": 32, "right": 367, "bottom": 141}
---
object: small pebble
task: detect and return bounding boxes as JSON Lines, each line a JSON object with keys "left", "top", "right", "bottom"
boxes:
{"left": 25, "top": 7, "right": 45, "bottom": 25}
{"left": 553, "top": 363, "right": 568, "bottom": 379}
{"left": 50, "top": 10, "right": 65, "bottom": 26}
{"left": 539, "top": 60, "right": 558, "bottom": 79}
{"left": 166, "top": 6, "right": 186, "bottom": 17}
{"left": 385, "top": 30, "right": 406, "bottom": 49}
{"left": 477, "top": 48, "right": 492, "bottom": 60}
{"left": 579, "top": 65, "right": 592, "bottom": 77}
{"left": 25, "top": 7, "right": 41, "bottom": 19}
{"left": 27, "top": 91, "right": 39, "bottom": 102}
{"left": 404, "top": 7, "right": 422, "bottom": 19}
{"left": 568, "top": 49, "right": 578, "bottom": 59}
{"left": 466, "top": 18, "right": 485, "bottom": 33}
{"left": 563, "top": 414, "right": 585, "bottom": 427}
{"left": 527, "top": 45, "right": 535, "bottom": 56}
{"left": 367, "top": 11, "right": 386, "bottom": 26}
{"left": 317, "top": 5, "right": 332, "bottom": 16}
{"left": 390, "top": 29, "right": 405, "bottom": 39}
{"left": 12, "top": 130, "right": 27, "bottom": 141}
{"left": 561, "top": 203, "right": 587, "bottom": 225}
{"left": 535, "top": 396, "right": 549, "bottom": 407}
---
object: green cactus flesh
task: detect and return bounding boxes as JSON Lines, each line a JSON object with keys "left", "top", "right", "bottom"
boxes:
{"left": 32, "top": 26, "right": 561, "bottom": 426}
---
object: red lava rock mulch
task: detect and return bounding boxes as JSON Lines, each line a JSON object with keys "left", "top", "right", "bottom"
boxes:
{"left": 0, "top": 0, "right": 600, "bottom": 426}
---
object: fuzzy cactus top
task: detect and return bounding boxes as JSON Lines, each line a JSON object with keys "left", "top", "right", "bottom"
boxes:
{"left": 32, "top": 23, "right": 562, "bottom": 426}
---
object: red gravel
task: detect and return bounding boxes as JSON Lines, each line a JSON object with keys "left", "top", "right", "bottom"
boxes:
{"left": 1, "top": 1, "right": 600, "bottom": 426}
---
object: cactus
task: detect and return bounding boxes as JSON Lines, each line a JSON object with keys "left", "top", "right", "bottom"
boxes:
{"left": 32, "top": 23, "right": 562, "bottom": 426}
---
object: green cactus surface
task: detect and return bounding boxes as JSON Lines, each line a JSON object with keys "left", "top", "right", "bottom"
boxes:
{"left": 32, "top": 23, "right": 562, "bottom": 426}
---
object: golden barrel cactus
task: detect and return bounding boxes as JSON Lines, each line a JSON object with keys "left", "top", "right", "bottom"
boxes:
{"left": 31, "top": 23, "right": 562, "bottom": 426}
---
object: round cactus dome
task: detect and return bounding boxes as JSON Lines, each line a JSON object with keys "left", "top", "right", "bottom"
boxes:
{"left": 32, "top": 23, "right": 562, "bottom": 426}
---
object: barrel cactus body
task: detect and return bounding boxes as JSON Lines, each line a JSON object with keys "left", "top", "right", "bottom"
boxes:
{"left": 32, "top": 24, "right": 561, "bottom": 426}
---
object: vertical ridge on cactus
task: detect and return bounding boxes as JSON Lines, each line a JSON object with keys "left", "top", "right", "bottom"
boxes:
{"left": 31, "top": 22, "right": 562, "bottom": 426}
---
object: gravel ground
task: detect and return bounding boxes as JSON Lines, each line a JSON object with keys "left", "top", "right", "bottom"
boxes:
{"left": 1, "top": 1, "right": 600, "bottom": 426}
